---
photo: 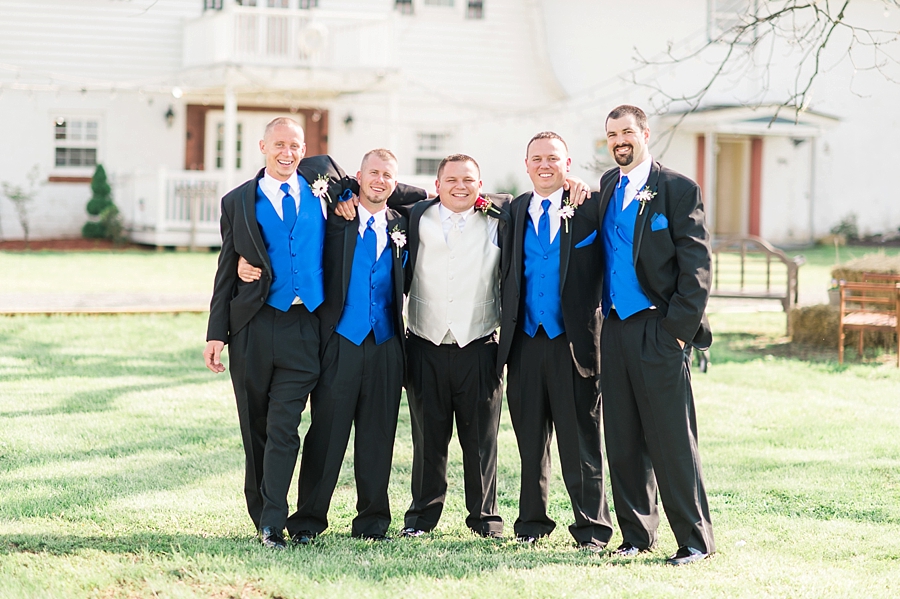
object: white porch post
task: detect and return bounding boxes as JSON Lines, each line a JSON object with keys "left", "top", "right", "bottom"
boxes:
{"left": 808, "top": 136, "right": 817, "bottom": 244}
{"left": 704, "top": 130, "right": 717, "bottom": 235}
{"left": 223, "top": 84, "right": 238, "bottom": 192}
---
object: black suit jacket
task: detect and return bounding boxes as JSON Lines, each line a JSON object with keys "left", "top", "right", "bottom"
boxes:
{"left": 497, "top": 190, "right": 604, "bottom": 378}
{"left": 206, "top": 157, "right": 427, "bottom": 344}
{"left": 401, "top": 194, "right": 513, "bottom": 296}
{"left": 597, "top": 161, "right": 712, "bottom": 350}
{"left": 318, "top": 206, "right": 410, "bottom": 359}
{"left": 206, "top": 155, "right": 351, "bottom": 344}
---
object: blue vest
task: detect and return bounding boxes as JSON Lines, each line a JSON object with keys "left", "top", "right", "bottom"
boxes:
{"left": 522, "top": 218, "right": 565, "bottom": 339}
{"left": 601, "top": 195, "right": 653, "bottom": 319}
{"left": 256, "top": 181, "right": 325, "bottom": 312}
{"left": 335, "top": 233, "right": 395, "bottom": 345}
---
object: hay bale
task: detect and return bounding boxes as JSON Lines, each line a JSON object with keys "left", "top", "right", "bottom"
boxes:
{"left": 791, "top": 303, "right": 898, "bottom": 349}
{"left": 832, "top": 253, "right": 900, "bottom": 281}
{"left": 791, "top": 305, "right": 839, "bottom": 346}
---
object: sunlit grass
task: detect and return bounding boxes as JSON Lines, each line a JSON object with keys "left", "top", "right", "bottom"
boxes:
{"left": 1, "top": 307, "right": 899, "bottom": 598}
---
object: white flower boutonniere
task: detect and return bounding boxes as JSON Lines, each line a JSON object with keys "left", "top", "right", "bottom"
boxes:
{"left": 310, "top": 174, "right": 332, "bottom": 204}
{"left": 559, "top": 198, "right": 577, "bottom": 233}
{"left": 635, "top": 185, "right": 657, "bottom": 215}
{"left": 390, "top": 224, "right": 407, "bottom": 258}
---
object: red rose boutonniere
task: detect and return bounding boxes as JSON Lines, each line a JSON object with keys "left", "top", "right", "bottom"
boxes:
{"left": 474, "top": 196, "right": 502, "bottom": 216}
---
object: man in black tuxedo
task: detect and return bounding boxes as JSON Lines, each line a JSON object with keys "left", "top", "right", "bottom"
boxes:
{"left": 204, "top": 117, "right": 355, "bottom": 549}
{"left": 284, "top": 149, "right": 421, "bottom": 542}
{"left": 598, "top": 105, "right": 715, "bottom": 566}
{"left": 497, "top": 132, "right": 613, "bottom": 552}
{"left": 398, "top": 155, "right": 511, "bottom": 539}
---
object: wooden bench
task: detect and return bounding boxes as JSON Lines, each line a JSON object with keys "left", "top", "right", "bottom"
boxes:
{"left": 838, "top": 280, "right": 900, "bottom": 366}
{"left": 710, "top": 235, "right": 805, "bottom": 334}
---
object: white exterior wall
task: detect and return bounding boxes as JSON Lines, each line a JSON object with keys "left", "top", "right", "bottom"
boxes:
{"left": 0, "top": 0, "right": 199, "bottom": 240}
{"left": 1, "top": 0, "right": 899, "bottom": 242}
{"left": 0, "top": 88, "right": 184, "bottom": 239}
{"left": 536, "top": 0, "right": 900, "bottom": 242}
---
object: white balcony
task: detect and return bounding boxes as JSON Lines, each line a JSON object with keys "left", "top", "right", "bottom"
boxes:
{"left": 121, "top": 169, "right": 225, "bottom": 248}
{"left": 183, "top": 6, "right": 397, "bottom": 91}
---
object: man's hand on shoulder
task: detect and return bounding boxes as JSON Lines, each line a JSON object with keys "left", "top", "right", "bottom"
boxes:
{"left": 333, "top": 194, "right": 359, "bottom": 221}
{"left": 563, "top": 177, "right": 591, "bottom": 206}
{"left": 203, "top": 340, "right": 226, "bottom": 373}
{"left": 237, "top": 256, "right": 262, "bottom": 283}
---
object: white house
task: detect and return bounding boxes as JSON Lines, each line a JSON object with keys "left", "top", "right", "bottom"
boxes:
{"left": 0, "top": 0, "right": 897, "bottom": 246}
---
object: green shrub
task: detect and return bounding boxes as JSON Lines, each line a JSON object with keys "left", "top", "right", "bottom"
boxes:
{"left": 82, "top": 165, "right": 123, "bottom": 241}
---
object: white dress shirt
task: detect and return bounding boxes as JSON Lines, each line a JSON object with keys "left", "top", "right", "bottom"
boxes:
{"left": 618, "top": 155, "right": 652, "bottom": 211}
{"left": 356, "top": 203, "right": 389, "bottom": 259}
{"left": 259, "top": 171, "right": 329, "bottom": 219}
{"left": 527, "top": 187, "right": 564, "bottom": 242}
{"left": 438, "top": 203, "right": 499, "bottom": 247}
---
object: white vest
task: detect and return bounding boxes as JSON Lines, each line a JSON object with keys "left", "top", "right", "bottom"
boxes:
{"left": 407, "top": 205, "right": 501, "bottom": 347}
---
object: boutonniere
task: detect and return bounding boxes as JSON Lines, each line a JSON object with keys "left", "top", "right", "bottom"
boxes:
{"left": 559, "top": 198, "right": 577, "bottom": 233}
{"left": 390, "top": 224, "right": 407, "bottom": 258}
{"left": 474, "top": 196, "right": 502, "bottom": 216}
{"left": 310, "top": 174, "right": 332, "bottom": 204}
{"left": 635, "top": 185, "right": 657, "bottom": 215}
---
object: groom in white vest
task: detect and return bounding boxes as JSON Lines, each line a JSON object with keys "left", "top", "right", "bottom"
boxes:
{"left": 400, "top": 154, "right": 510, "bottom": 538}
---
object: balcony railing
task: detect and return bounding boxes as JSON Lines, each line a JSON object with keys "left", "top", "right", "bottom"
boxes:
{"left": 183, "top": 6, "right": 396, "bottom": 73}
{"left": 121, "top": 169, "right": 225, "bottom": 248}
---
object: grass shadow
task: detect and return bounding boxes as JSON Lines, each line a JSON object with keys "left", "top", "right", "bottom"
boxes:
{"left": 0, "top": 531, "right": 656, "bottom": 581}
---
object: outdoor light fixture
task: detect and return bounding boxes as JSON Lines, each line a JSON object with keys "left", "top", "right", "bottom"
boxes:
{"left": 165, "top": 106, "right": 175, "bottom": 128}
{"left": 343, "top": 113, "right": 354, "bottom": 129}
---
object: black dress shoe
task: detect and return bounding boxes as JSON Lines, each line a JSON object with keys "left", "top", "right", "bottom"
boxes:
{"left": 259, "top": 526, "right": 286, "bottom": 550}
{"left": 515, "top": 534, "right": 537, "bottom": 545}
{"left": 611, "top": 542, "right": 649, "bottom": 557}
{"left": 578, "top": 541, "right": 605, "bottom": 554}
{"left": 665, "top": 546, "right": 709, "bottom": 566}
{"left": 356, "top": 533, "right": 393, "bottom": 542}
{"left": 291, "top": 530, "right": 316, "bottom": 545}
{"left": 399, "top": 527, "right": 426, "bottom": 538}
{"left": 477, "top": 530, "right": 504, "bottom": 540}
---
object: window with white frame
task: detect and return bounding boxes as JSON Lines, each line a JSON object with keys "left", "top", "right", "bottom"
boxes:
{"left": 415, "top": 132, "right": 449, "bottom": 176}
{"left": 395, "top": 0, "right": 413, "bottom": 14}
{"left": 215, "top": 123, "right": 244, "bottom": 169}
{"left": 204, "top": 0, "right": 223, "bottom": 10}
{"left": 54, "top": 117, "right": 99, "bottom": 168}
{"left": 268, "top": 0, "right": 289, "bottom": 7}
{"left": 298, "top": 0, "right": 319, "bottom": 8}
{"left": 424, "top": 0, "right": 454, "bottom": 5}
{"left": 466, "top": 0, "right": 483, "bottom": 19}
{"left": 708, "top": 0, "right": 756, "bottom": 43}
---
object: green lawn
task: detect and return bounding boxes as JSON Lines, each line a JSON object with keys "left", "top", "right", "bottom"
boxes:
{"left": 0, "top": 250, "right": 219, "bottom": 294}
{"left": 1, "top": 309, "right": 899, "bottom": 598}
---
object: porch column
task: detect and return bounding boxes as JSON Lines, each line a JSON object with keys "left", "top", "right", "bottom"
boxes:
{"left": 223, "top": 84, "right": 237, "bottom": 192}
{"left": 808, "top": 136, "right": 817, "bottom": 244}
{"left": 704, "top": 130, "right": 716, "bottom": 235}
{"left": 749, "top": 137, "right": 763, "bottom": 237}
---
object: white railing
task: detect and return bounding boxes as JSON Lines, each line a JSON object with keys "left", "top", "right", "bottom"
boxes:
{"left": 183, "top": 6, "right": 396, "bottom": 74}
{"left": 122, "top": 169, "right": 226, "bottom": 248}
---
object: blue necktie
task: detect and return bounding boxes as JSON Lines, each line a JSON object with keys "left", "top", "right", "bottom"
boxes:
{"left": 363, "top": 216, "right": 377, "bottom": 261}
{"left": 538, "top": 199, "right": 551, "bottom": 248}
{"left": 615, "top": 175, "right": 630, "bottom": 211}
{"left": 281, "top": 182, "right": 296, "bottom": 229}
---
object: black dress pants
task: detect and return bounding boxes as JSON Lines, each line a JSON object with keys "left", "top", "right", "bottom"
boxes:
{"left": 287, "top": 332, "right": 403, "bottom": 538}
{"left": 403, "top": 333, "right": 504, "bottom": 536}
{"left": 228, "top": 303, "right": 319, "bottom": 532}
{"left": 600, "top": 309, "right": 715, "bottom": 554}
{"left": 506, "top": 327, "right": 613, "bottom": 546}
